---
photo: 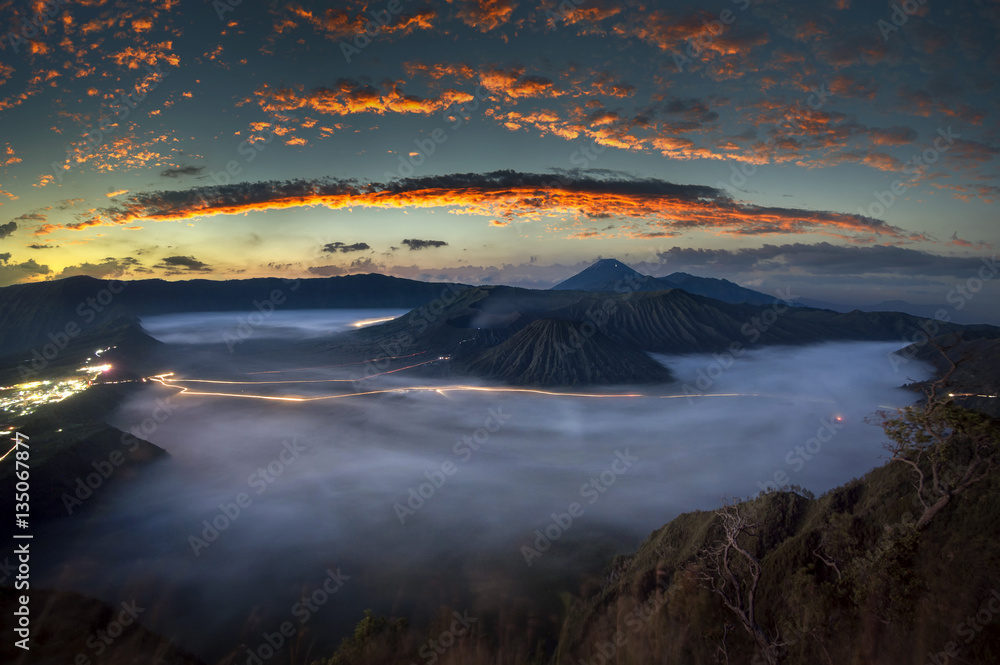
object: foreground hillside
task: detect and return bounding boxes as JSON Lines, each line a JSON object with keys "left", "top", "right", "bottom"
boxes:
{"left": 0, "top": 588, "right": 205, "bottom": 665}
{"left": 555, "top": 454, "right": 1000, "bottom": 664}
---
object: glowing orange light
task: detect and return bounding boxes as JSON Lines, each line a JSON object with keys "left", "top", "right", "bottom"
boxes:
{"left": 350, "top": 316, "right": 398, "bottom": 328}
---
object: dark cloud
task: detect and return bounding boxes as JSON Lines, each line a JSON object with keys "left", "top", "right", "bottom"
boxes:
{"left": 0, "top": 256, "right": 51, "bottom": 286}
{"left": 347, "top": 257, "right": 382, "bottom": 272}
{"left": 308, "top": 264, "right": 348, "bottom": 277}
{"left": 402, "top": 238, "right": 449, "bottom": 250}
{"left": 307, "top": 257, "right": 382, "bottom": 276}
{"left": 155, "top": 255, "right": 212, "bottom": 272}
{"left": 57, "top": 256, "right": 143, "bottom": 279}
{"left": 27, "top": 243, "right": 55, "bottom": 249}
{"left": 656, "top": 243, "right": 994, "bottom": 277}
{"left": 160, "top": 166, "right": 205, "bottom": 178}
{"left": 87, "top": 170, "right": 909, "bottom": 241}
{"left": 322, "top": 242, "right": 371, "bottom": 253}
{"left": 0, "top": 221, "right": 15, "bottom": 239}
{"left": 662, "top": 98, "right": 719, "bottom": 124}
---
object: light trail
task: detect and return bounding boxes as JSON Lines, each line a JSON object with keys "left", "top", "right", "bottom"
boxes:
{"left": 149, "top": 374, "right": 649, "bottom": 401}
{"left": 350, "top": 316, "right": 398, "bottom": 328}
{"left": 149, "top": 372, "right": 851, "bottom": 406}
{"left": 0, "top": 442, "right": 17, "bottom": 462}
{"left": 176, "top": 359, "right": 440, "bottom": 385}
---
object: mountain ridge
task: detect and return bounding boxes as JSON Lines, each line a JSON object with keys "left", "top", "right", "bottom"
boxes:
{"left": 551, "top": 258, "right": 784, "bottom": 305}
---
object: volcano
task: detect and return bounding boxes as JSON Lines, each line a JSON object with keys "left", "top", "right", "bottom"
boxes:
{"left": 457, "top": 318, "right": 673, "bottom": 387}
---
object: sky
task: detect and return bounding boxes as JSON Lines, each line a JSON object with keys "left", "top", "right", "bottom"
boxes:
{"left": 0, "top": 0, "right": 997, "bottom": 310}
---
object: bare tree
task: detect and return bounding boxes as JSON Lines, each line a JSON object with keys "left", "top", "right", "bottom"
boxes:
{"left": 876, "top": 353, "right": 1000, "bottom": 530}
{"left": 697, "top": 499, "right": 783, "bottom": 665}
{"left": 714, "top": 622, "right": 734, "bottom": 665}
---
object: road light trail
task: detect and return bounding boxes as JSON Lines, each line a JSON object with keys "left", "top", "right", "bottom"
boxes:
{"left": 149, "top": 372, "right": 854, "bottom": 406}
{"left": 149, "top": 374, "right": 648, "bottom": 401}
{"left": 350, "top": 316, "right": 399, "bottom": 328}
{"left": 178, "top": 359, "right": 440, "bottom": 384}
{"left": 0, "top": 442, "right": 16, "bottom": 462}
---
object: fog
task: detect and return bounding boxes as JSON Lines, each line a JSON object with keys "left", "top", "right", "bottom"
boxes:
{"left": 35, "top": 310, "right": 933, "bottom": 663}
{"left": 140, "top": 309, "right": 409, "bottom": 344}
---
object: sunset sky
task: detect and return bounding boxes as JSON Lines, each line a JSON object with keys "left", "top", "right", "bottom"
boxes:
{"left": 0, "top": 0, "right": 997, "bottom": 313}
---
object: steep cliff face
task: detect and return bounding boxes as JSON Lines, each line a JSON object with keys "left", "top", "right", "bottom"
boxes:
{"left": 456, "top": 318, "right": 674, "bottom": 387}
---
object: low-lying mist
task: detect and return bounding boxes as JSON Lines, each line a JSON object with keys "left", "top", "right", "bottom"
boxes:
{"left": 34, "top": 310, "right": 933, "bottom": 663}
{"left": 140, "top": 309, "right": 409, "bottom": 345}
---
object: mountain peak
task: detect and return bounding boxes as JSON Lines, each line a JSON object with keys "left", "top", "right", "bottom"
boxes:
{"left": 591, "top": 258, "right": 630, "bottom": 269}
{"left": 552, "top": 259, "right": 660, "bottom": 292}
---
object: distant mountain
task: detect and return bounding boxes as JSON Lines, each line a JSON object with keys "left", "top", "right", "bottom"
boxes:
{"left": 657, "top": 271, "right": 782, "bottom": 306}
{"left": 0, "top": 273, "right": 468, "bottom": 355}
{"left": 796, "top": 297, "right": 948, "bottom": 318}
{"left": 551, "top": 259, "right": 782, "bottom": 305}
{"left": 456, "top": 318, "right": 673, "bottom": 386}
{"left": 551, "top": 258, "right": 665, "bottom": 292}
{"left": 344, "top": 284, "right": 1000, "bottom": 385}
{"left": 360, "top": 284, "right": 995, "bottom": 355}
{"left": 7, "top": 270, "right": 999, "bottom": 388}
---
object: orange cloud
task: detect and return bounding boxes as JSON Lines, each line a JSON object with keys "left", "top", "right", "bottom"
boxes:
{"left": 250, "top": 80, "right": 474, "bottom": 118}
{"left": 448, "top": 0, "right": 517, "bottom": 32}
{"left": 84, "top": 172, "right": 911, "bottom": 243}
{"left": 275, "top": 3, "right": 436, "bottom": 41}
{"left": 1, "top": 144, "right": 20, "bottom": 167}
